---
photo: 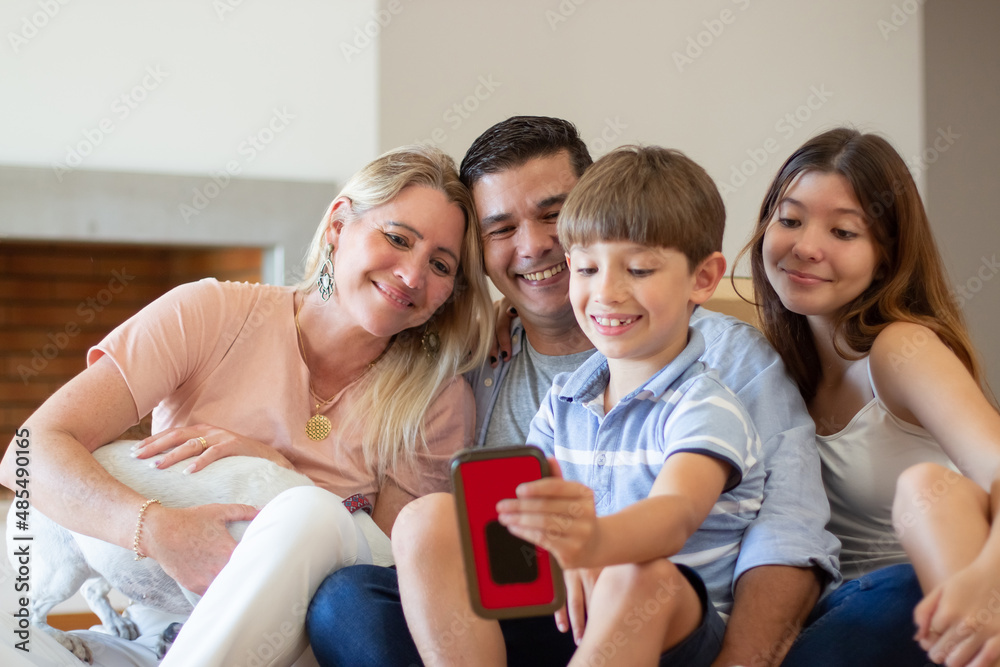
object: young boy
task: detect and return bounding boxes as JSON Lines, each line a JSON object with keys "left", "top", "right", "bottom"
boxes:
{"left": 492, "top": 145, "right": 766, "bottom": 665}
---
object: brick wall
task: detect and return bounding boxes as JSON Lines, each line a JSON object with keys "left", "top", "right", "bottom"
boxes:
{"left": 0, "top": 242, "right": 262, "bottom": 465}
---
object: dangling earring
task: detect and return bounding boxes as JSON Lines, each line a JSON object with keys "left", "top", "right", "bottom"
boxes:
{"left": 421, "top": 328, "right": 441, "bottom": 358}
{"left": 317, "top": 244, "right": 335, "bottom": 301}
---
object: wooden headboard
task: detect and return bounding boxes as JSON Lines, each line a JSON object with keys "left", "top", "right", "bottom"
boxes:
{"left": 705, "top": 277, "right": 757, "bottom": 327}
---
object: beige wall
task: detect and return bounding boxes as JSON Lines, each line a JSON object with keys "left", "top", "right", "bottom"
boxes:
{"left": 0, "top": 0, "right": 379, "bottom": 183}
{"left": 378, "top": 0, "right": 925, "bottom": 269}
{"left": 925, "top": 1, "right": 1000, "bottom": 396}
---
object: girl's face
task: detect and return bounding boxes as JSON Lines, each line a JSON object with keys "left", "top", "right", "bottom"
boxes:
{"left": 762, "top": 171, "right": 880, "bottom": 321}
{"left": 328, "top": 185, "right": 465, "bottom": 338}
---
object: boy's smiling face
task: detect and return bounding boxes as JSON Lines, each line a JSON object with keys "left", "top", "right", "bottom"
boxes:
{"left": 568, "top": 241, "right": 715, "bottom": 381}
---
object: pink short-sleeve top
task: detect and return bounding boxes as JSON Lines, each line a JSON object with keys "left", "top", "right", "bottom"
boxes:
{"left": 88, "top": 278, "right": 473, "bottom": 501}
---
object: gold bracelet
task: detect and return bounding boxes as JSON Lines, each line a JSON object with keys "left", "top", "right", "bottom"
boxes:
{"left": 132, "top": 498, "right": 160, "bottom": 561}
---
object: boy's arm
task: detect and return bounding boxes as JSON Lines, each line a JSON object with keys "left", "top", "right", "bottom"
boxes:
{"left": 500, "top": 452, "right": 732, "bottom": 569}
{"left": 594, "top": 452, "right": 732, "bottom": 566}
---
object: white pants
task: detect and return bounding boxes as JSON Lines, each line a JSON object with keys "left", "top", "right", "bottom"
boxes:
{"left": 3, "top": 486, "right": 390, "bottom": 667}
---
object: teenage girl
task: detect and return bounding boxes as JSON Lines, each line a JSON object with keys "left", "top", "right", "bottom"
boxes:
{"left": 740, "top": 127, "right": 1000, "bottom": 667}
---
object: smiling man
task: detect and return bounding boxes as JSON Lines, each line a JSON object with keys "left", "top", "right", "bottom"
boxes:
{"left": 474, "top": 154, "right": 578, "bottom": 339}
{"left": 462, "top": 121, "right": 597, "bottom": 454}
{"left": 306, "top": 116, "right": 840, "bottom": 667}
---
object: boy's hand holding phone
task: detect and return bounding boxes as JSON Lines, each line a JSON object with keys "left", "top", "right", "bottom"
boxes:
{"left": 496, "top": 462, "right": 604, "bottom": 643}
{"left": 450, "top": 446, "right": 566, "bottom": 619}
{"left": 496, "top": 460, "right": 601, "bottom": 570}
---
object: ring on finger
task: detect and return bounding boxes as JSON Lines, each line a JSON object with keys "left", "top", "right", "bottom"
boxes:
{"left": 196, "top": 436, "right": 208, "bottom": 452}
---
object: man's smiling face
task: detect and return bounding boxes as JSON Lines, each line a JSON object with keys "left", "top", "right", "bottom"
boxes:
{"left": 473, "top": 151, "right": 580, "bottom": 328}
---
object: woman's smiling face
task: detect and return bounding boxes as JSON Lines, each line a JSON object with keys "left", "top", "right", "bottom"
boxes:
{"left": 329, "top": 185, "right": 466, "bottom": 337}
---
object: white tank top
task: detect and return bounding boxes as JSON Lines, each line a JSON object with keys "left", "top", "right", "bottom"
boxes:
{"left": 817, "top": 360, "right": 956, "bottom": 580}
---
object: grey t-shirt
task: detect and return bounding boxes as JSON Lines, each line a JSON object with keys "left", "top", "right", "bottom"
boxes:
{"left": 483, "top": 334, "right": 594, "bottom": 449}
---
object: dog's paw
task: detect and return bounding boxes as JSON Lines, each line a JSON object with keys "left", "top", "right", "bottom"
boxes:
{"left": 154, "top": 622, "right": 184, "bottom": 660}
{"left": 101, "top": 612, "right": 140, "bottom": 640}
{"left": 47, "top": 627, "right": 94, "bottom": 664}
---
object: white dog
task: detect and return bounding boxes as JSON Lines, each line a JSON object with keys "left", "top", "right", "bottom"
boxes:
{"left": 7, "top": 440, "right": 314, "bottom": 663}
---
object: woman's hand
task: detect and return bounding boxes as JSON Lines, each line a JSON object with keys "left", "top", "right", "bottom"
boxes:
{"left": 131, "top": 425, "right": 295, "bottom": 474}
{"left": 141, "top": 502, "right": 260, "bottom": 595}
{"left": 496, "top": 458, "right": 601, "bottom": 570}
{"left": 915, "top": 559, "right": 1000, "bottom": 667}
{"left": 556, "top": 567, "right": 603, "bottom": 645}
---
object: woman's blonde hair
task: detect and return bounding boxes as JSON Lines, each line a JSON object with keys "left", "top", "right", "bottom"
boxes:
{"left": 736, "top": 127, "right": 981, "bottom": 403}
{"left": 297, "top": 145, "right": 493, "bottom": 480}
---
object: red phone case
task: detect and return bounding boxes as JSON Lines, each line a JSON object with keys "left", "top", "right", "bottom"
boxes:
{"left": 451, "top": 446, "right": 565, "bottom": 619}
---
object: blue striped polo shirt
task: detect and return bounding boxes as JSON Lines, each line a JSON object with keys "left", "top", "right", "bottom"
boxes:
{"left": 526, "top": 328, "right": 765, "bottom": 617}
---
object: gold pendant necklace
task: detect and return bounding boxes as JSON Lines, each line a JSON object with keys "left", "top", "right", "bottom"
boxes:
{"left": 295, "top": 299, "right": 394, "bottom": 441}
{"left": 306, "top": 412, "right": 333, "bottom": 441}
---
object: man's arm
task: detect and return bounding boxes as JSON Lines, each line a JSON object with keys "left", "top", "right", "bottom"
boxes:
{"left": 692, "top": 311, "right": 841, "bottom": 662}
{"left": 712, "top": 565, "right": 823, "bottom": 667}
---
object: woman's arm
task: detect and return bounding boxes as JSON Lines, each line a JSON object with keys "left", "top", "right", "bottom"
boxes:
{"left": 0, "top": 356, "right": 258, "bottom": 595}
{"left": 1, "top": 355, "right": 148, "bottom": 546}
{"left": 371, "top": 478, "right": 416, "bottom": 536}
{"left": 131, "top": 424, "right": 296, "bottom": 473}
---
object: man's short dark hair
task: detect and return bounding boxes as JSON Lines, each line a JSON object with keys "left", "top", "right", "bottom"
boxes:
{"left": 459, "top": 116, "right": 593, "bottom": 189}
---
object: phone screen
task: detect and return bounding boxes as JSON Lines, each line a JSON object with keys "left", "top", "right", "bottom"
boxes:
{"left": 455, "top": 452, "right": 561, "bottom": 615}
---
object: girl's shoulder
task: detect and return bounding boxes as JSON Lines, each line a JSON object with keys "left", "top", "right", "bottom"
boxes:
{"left": 869, "top": 320, "right": 968, "bottom": 425}
{"left": 869, "top": 321, "right": 942, "bottom": 367}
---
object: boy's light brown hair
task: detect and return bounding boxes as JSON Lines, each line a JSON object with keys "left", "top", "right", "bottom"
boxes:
{"left": 557, "top": 145, "right": 725, "bottom": 271}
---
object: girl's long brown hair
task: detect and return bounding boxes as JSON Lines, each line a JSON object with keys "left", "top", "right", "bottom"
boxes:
{"left": 735, "top": 128, "right": 981, "bottom": 403}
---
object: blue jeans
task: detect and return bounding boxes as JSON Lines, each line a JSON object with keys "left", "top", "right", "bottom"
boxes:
{"left": 306, "top": 564, "right": 576, "bottom": 666}
{"left": 307, "top": 565, "right": 419, "bottom": 667}
{"left": 307, "top": 564, "right": 723, "bottom": 666}
{"left": 782, "top": 563, "right": 937, "bottom": 667}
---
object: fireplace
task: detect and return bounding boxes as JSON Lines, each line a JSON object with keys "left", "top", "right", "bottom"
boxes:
{"left": 0, "top": 240, "right": 263, "bottom": 457}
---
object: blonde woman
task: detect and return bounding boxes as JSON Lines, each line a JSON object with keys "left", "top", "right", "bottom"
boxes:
{"left": 0, "top": 145, "right": 493, "bottom": 666}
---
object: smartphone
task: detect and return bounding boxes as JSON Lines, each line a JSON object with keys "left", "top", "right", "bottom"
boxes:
{"left": 451, "top": 445, "right": 565, "bottom": 619}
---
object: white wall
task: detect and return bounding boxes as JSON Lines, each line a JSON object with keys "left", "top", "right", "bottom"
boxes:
{"left": 378, "top": 0, "right": 924, "bottom": 271}
{"left": 0, "top": 0, "right": 382, "bottom": 281}
{"left": 1, "top": 0, "right": 378, "bottom": 182}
